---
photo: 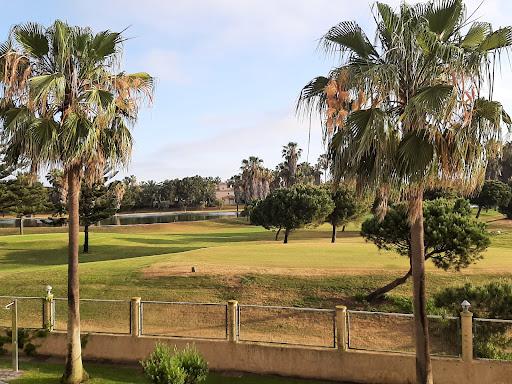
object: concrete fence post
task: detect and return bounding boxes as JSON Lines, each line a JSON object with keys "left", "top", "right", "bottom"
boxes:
{"left": 131, "top": 297, "right": 141, "bottom": 337}
{"left": 43, "top": 287, "right": 54, "bottom": 331}
{"left": 461, "top": 311, "right": 473, "bottom": 362}
{"left": 336, "top": 305, "right": 347, "bottom": 351}
{"left": 227, "top": 300, "right": 238, "bottom": 342}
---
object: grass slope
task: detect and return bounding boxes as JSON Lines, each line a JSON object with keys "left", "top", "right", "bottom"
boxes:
{"left": 0, "top": 212, "right": 510, "bottom": 312}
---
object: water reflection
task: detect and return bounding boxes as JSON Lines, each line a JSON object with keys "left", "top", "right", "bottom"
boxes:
{"left": 0, "top": 211, "right": 237, "bottom": 228}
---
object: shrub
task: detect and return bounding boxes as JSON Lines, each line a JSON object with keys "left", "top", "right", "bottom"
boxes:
{"left": 434, "top": 281, "right": 512, "bottom": 359}
{"left": 141, "top": 343, "right": 208, "bottom": 384}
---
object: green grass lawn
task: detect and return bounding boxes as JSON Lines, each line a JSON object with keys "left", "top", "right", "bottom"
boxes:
{"left": 0, "top": 360, "right": 336, "bottom": 384}
{"left": 0, "top": 211, "right": 510, "bottom": 313}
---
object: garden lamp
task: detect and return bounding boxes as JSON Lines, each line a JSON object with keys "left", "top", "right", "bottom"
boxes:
{"left": 461, "top": 300, "right": 471, "bottom": 313}
{"left": 45, "top": 285, "right": 52, "bottom": 297}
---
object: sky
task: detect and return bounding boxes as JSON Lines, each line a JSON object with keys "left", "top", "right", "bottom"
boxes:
{"left": 1, "top": 0, "right": 511, "bottom": 183}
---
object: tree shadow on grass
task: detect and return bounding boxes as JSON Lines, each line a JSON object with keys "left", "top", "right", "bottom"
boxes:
{"left": 0, "top": 244, "right": 203, "bottom": 268}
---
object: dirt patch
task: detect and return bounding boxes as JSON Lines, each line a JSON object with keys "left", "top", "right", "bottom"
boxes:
{"left": 143, "top": 263, "right": 404, "bottom": 279}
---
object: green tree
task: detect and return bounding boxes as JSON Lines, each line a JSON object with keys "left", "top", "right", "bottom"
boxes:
{"left": 498, "top": 181, "right": 512, "bottom": 219}
{"left": 138, "top": 180, "right": 161, "bottom": 208}
{"left": 297, "top": 2, "right": 511, "bottom": 381}
{"left": 120, "top": 178, "right": 140, "bottom": 211}
{"left": 251, "top": 184, "right": 334, "bottom": 243}
{"left": 79, "top": 181, "right": 117, "bottom": 253}
{"left": 0, "top": 21, "right": 153, "bottom": 383}
{"left": 470, "top": 180, "right": 512, "bottom": 218}
{"left": 325, "top": 184, "right": 368, "bottom": 243}
{"left": 361, "top": 199, "right": 489, "bottom": 301}
{"left": 0, "top": 174, "right": 49, "bottom": 235}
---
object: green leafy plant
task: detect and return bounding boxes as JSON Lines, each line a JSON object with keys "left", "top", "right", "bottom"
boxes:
{"left": 141, "top": 343, "right": 208, "bottom": 384}
{"left": 0, "top": 328, "right": 48, "bottom": 356}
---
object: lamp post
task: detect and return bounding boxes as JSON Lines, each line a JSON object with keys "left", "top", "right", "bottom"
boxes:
{"left": 461, "top": 299, "right": 473, "bottom": 362}
{"left": 461, "top": 300, "right": 471, "bottom": 313}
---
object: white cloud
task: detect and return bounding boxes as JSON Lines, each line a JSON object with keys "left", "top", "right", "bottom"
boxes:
{"left": 123, "top": 110, "right": 326, "bottom": 181}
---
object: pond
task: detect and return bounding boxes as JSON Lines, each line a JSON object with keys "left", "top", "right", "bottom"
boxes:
{"left": 0, "top": 211, "right": 237, "bottom": 228}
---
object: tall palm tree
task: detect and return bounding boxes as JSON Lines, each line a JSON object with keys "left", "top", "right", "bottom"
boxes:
{"left": 240, "top": 156, "right": 264, "bottom": 200}
{"left": 316, "top": 154, "right": 329, "bottom": 183}
{"left": 0, "top": 21, "right": 153, "bottom": 383}
{"left": 298, "top": 1, "right": 511, "bottom": 383}
{"left": 281, "top": 142, "right": 302, "bottom": 187}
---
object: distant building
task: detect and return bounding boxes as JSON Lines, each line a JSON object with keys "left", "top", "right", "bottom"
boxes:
{"left": 215, "top": 182, "right": 235, "bottom": 205}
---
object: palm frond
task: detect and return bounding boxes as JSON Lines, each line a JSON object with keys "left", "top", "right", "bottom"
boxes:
{"left": 478, "top": 27, "right": 512, "bottom": 51}
{"left": 320, "top": 21, "right": 378, "bottom": 59}
{"left": 461, "top": 22, "right": 491, "bottom": 50}
{"left": 12, "top": 22, "right": 49, "bottom": 58}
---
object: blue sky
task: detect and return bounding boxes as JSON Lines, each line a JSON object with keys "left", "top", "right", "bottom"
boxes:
{"left": 1, "top": 0, "right": 511, "bottom": 182}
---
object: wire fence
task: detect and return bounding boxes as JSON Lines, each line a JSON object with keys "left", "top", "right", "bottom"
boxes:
{"left": 53, "top": 298, "right": 131, "bottom": 334}
{"left": 140, "top": 301, "right": 228, "bottom": 340}
{"left": 237, "top": 305, "right": 336, "bottom": 348}
{"left": 473, "top": 318, "right": 512, "bottom": 361}
{"left": 347, "top": 310, "right": 460, "bottom": 356}
{"left": 7, "top": 294, "right": 512, "bottom": 361}
{"left": 0, "top": 296, "right": 43, "bottom": 329}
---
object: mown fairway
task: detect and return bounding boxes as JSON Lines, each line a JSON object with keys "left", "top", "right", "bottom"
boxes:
{"left": 0, "top": 212, "right": 510, "bottom": 312}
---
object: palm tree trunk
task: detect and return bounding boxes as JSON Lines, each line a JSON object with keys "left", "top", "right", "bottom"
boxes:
{"left": 331, "top": 225, "right": 337, "bottom": 243}
{"left": 62, "top": 165, "right": 87, "bottom": 384}
{"left": 83, "top": 225, "right": 89, "bottom": 254}
{"left": 283, "top": 228, "right": 290, "bottom": 244}
{"left": 409, "top": 193, "right": 433, "bottom": 384}
{"left": 365, "top": 267, "right": 412, "bottom": 302}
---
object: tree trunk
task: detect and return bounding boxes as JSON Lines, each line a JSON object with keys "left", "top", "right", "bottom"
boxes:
{"left": 409, "top": 193, "right": 433, "bottom": 384}
{"left": 236, "top": 204, "right": 239, "bottom": 218}
{"left": 83, "top": 225, "right": 89, "bottom": 254}
{"left": 62, "top": 165, "right": 87, "bottom": 384}
{"left": 331, "top": 225, "right": 337, "bottom": 243}
{"left": 275, "top": 226, "right": 281, "bottom": 241}
{"left": 365, "top": 267, "right": 412, "bottom": 302}
{"left": 342, "top": 225, "right": 345, "bottom": 232}
{"left": 19, "top": 216, "right": 24, "bottom": 236}
{"left": 283, "top": 228, "right": 290, "bottom": 244}
{"left": 476, "top": 206, "right": 482, "bottom": 219}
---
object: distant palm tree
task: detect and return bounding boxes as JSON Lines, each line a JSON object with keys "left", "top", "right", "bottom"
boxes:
{"left": 240, "top": 156, "right": 264, "bottom": 200}
{"left": 0, "top": 21, "right": 153, "bottom": 383}
{"left": 281, "top": 142, "right": 302, "bottom": 187}
{"left": 297, "top": 1, "right": 511, "bottom": 382}
{"left": 316, "top": 154, "right": 329, "bottom": 184}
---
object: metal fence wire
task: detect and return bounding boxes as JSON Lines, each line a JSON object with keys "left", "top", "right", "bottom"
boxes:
{"left": 237, "top": 305, "right": 336, "bottom": 348}
{"left": 140, "top": 301, "right": 228, "bottom": 340}
{"left": 0, "top": 296, "right": 44, "bottom": 329}
{"left": 53, "top": 298, "right": 131, "bottom": 334}
{"left": 347, "top": 310, "right": 460, "bottom": 356}
{"left": 473, "top": 318, "right": 512, "bottom": 361}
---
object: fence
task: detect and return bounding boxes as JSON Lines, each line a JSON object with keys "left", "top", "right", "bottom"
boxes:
{"left": 237, "top": 305, "right": 335, "bottom": 348}
{"left": 473, "top": 317, "right": 512, "bottom": 360}
{"left": 347, "top": 310, "right": 460, "bottom": 356}
{"left": 1, "top": 291, "right": 512, "bottom": 363}
{"left": 140, "top": 301, "right": 227, "bottom": 340}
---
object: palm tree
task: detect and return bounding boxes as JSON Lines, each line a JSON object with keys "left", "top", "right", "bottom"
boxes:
{"left": 0, "top": 21, "right": 153, "bottom": 383}
{"left": 281, "top": 142, "right": 302, "bottom": 187}
{"left": 240, "top": 156, "right": 264, "bottom": 200}
{"left": 316, "top": 154, "right": 329, "bottom": 183}
{"left": 297, "top": 1, "right": 511, "bottom": 383}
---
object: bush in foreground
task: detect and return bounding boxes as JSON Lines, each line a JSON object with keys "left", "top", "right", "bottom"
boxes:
{"left": 141, "top": 343, "right": 208, "bottom": 384}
